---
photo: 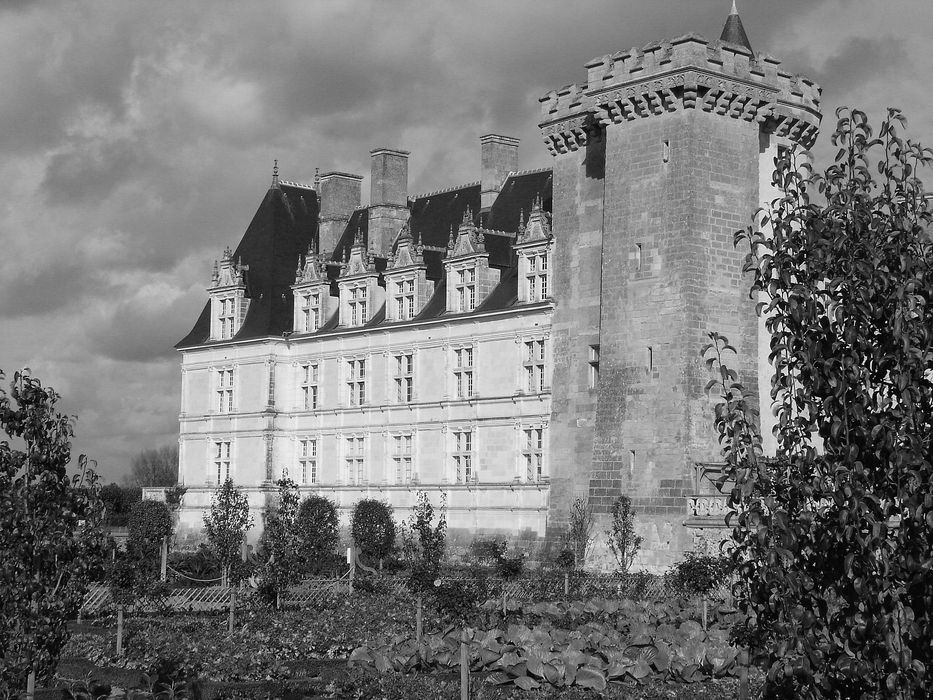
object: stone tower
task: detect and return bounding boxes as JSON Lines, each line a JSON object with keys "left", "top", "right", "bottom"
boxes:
{"left": 540, "top": 10, "right": 821, "bottom": 567}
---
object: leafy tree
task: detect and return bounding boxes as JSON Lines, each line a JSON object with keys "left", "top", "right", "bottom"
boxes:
{"left": 295, "top": 493, "right": 339, "bottom": 572}
{"left": 665, "top": 553, "right": 732, "bottom": 597}
{"left": 0, "top": 369, "right": 106, "bottom": 694}
{"left": 400, "top": 490, "right": 447, "bottom": 594}
{"left": 164, "top": 484, "right": 187, "bottom": 512}
{"left": 203, "top": 478, "right": 253, "bottom": 586}
{"left": 706, "top": 108, "right": 933, "bottom": 698}
{"left": 99, "top": 483, "right": 141, "bottom": 527}
{"left": 350, "top": 499, "right": 396, "bottom": 569}
{"left": 124, "top": 444, "right": 178, "bottom": 487}
{"left": 605, "top": 494, "right": 642, "bottom": 572}
{"left": 258, "top": 478, "right": 302, "bottom": 606}
{"left": 126, "top": 499, "right": 173, "bottom": 573}
{"left": 565, "top": 497, "right": 595, "bottom": 569}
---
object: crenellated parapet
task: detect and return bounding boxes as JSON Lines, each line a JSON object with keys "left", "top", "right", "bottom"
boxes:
{"left": 539, "top": 33, "right": 822, "bottom": 154}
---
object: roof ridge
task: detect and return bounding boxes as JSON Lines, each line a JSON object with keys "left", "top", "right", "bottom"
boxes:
{"left": 279, "top": 180, "right": 316, "bottom": 190}
{"left": 506, "top": 167, "right": 552, "bottom": 178}
{"left": 409, "top": 181, "right": 481, "bottom": 201}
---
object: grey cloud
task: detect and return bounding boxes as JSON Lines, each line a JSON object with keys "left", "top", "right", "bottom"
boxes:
{"left": 85, "top": 290, "right": 203, "bottom": 363}
{"left": 42, "top": 137, "right": 143, "bottom": 203}
{"left": 0, "top": 260, "right": 104, "bottom": 318}
{"left": 811, "top": 36, "right": 909, "bottom": 96}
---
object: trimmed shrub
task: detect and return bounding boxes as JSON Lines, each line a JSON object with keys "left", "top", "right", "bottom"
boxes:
{"left": 127, "top": 499, "right": 173, "bottom": 563}
{"left": 350, "top": 499, "right": 396, "bottom": 568}
{"left": 296, "top": 494, "right": 339, "bottom": 572}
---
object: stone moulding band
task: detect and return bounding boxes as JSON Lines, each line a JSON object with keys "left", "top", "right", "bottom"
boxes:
{"left": 539, "top": 68, "right": 820, "bottom": 155}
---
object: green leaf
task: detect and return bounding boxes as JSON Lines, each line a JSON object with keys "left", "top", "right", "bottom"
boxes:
{"left": 574, "top": 666, "right": 608, "bottom": 690}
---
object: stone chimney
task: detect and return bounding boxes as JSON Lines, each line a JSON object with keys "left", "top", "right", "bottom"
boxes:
{"left": 368, "top": 148, "right": 410, "bottom": 258}
{"left": 480, "top": 134, "right": 520, "bottom": 210}
{"left": 318, "top": 172, "right": 363, "bottom": 258}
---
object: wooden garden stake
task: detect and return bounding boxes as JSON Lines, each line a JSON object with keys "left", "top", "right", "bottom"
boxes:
{"left": 416, "top": 595, "right": 423, "bottom": 643}
{"left": 228, "top": 588, "right": 236, "bottom": 633}
{"left": 460, "top": 628, "right": 469, "bottom": 700}
{"left": 738, "top": 648, "right": 749, "bottom": 700}
{"left": 702, "top": 597, "right": 708, "bottom": 631}
{"left": 160, "top": 536, "right": 168, "bottom": 582}
{"left": 116, "top": 606, "right": 124, "bottom": 656}
{"left": 26, "top": 670, "right": 35, "bottom": 700}
{"left": 564, "top": 572, "right": 569, "bottom": 596}
{"left": 502, "top": 588, "right": 507, "bottom": 617}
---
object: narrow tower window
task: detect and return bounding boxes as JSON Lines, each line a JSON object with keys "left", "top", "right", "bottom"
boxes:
{"left": 635, "top": 244, "right": 643, "bottom": 271}
{"left": 646, "top": 346, "right": 653, "bottom": 373}
{"left": 662, "top": 139, "right": 670, "bottom": 163}
{"left": 629, "top": 450, "right": 636, "bottom": 476}
{"left": 588, "top": 344, "right": 600, "bottom": 389}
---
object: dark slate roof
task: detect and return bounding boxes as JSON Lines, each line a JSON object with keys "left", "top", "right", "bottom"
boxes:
{"left": 178, "top": 168, "right": 553, "bottom": 348}
{"left": 409, "top": 184, "right": 482, "bottom": 279}
{"left": 483, "top": 169, "right": 553, "bottom": 267}
{"left": 176, "top": 183, "right": 319, "bottom": 348}
{"left": 720, "top": 3, "right": 753, "bottom": 52}
{"left": 330, "top": 208, "right": 369, "bottom": 267}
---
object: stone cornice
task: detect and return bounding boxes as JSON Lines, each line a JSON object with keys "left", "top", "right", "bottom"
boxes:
{"left": 539, "top": 35, "right": 822, "bottom": 155}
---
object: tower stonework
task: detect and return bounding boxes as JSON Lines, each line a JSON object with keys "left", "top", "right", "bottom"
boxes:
{"left": 540, "top": 33, "right": 821, "bottom": 567}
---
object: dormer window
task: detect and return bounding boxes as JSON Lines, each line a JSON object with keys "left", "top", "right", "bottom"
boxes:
{"left": 348, "top": 286, "right": 368, "bottom": 326}
{"left": 393, "top": 279, "right": 416, "bottom": 321}
{"left": 455, "top": 267, "right": 477, "bottom": 312}
{"left": 525, "top": 253, "right": 549, "bottom": 302}
{"left": 385, "top": 225, "right": 429, "bottom": 322}
{"left": 514, "top": 194, "right": 553, "bottom": 305}
{"left": 299, "top": 292, "right": 322, "bottom": 332}
{"left": 218, "top": 298, "right": 236, "bottom": 339}
{"left": 208, "top": 247, "right": 248, "bottom": 341}
{"left": 293, "top": 250, "right": 334, "bottom": 333}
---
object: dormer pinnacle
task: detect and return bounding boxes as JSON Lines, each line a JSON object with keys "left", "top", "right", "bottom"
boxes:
{"left": 449, "top": 208, "right": 488, "bottom": 258}
{"left": 211, "top": 247, "right": 248, "bottom": 289}
{"left": 516, "top": 193, "right": 552, "bottom": 244}
{"left": 271, "top": 159, "right": 280, "bottom": 189}
{"left": 386, "top": 224, "right": 425, "bottom": 270}
{"left": 343, "top": 227, "right": 375, "bottom": 277}
{"left": 460, "top": 206, "right": 474, "bottom": 230}
{"left": 295, "top": 248, "right": 326, "bottom": 284}
{"left": 720, "top": 0, "right": 752, "bottom": 52}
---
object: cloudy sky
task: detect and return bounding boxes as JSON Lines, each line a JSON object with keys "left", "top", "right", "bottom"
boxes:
{"left": 1, "top": 0, "right": 930, "bottom": 483}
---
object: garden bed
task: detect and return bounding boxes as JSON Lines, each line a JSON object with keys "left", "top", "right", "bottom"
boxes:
{"left": 55, "top": 592, "right": 752, "bottom": 697}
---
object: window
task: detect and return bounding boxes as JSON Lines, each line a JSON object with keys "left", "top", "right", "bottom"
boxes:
{"left": 635, "top": 244, "right": 643, "bottom": 271}
{"left": 524, "top": 339, "right": 547, "bottom": 393}
{"left": 218, "top": 298, "right": 235, "bottom": 339}
{"left": 455, "top": 267, "right": 476, "bottom": 312}
{"left": 345, "top": 436, "right": 365, "bottom": 485}
{"left": 394, "top": 353, "right": 414, "bottom": 403}
{"left": 216, "top": 368, "right": 234, "bottom": 413}
{"left": 213, "top": 440, "right": 231, "bottom": 484}
{"left": 526, "top": 253, "right": 549, "bottom": 302}
{"left": 348, "top": 285, "right": 368, "bottom": 326}
{"left": 346, "top": 358, "right": 366, "bottom": 406}
{"left": 523, "top": 428, "right": 545, "bottom": 481}
{"left": 453, "top": 430, "right": 473, "bottom": 483}
{"left": 588, "top": 345, "right": 600, "bottom": 389}
{"left": 392, "top": 434, "right": 413, "bottom": 484}
{"left": 298, "top": 438, "right": 317, "bottom": 484}
{"left": 662, "top": 139, "right": 670, "bottom": 163}
{"left": 454, "top": 346, "right": 474, "bottom": 399}
{"left": 299, "top": 363, "right": 319, "bottom": 409}
{"left": 393, "top": 279, "right": 416, "bottom": 321}
{"left": 300, "top": 292, "right": 322, "bottom": 332}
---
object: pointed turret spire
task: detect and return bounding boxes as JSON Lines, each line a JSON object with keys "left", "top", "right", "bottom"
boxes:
{"left": 271, "top": 159, "right": 280, "bottom": 189}
{"left": 720, "top": 1, "right": 752, "bottom": 53}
